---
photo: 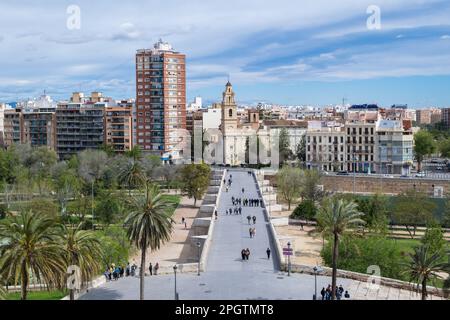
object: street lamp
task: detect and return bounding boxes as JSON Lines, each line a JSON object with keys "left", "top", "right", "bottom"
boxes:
{"left": 196, "top": 242, "right": 201, "bottom": 276}
{"left": 173, "top": 265, "right": 178, "bottom": 300}
{"left": 352, "top": 153, "right": 357, "bottom": 194}
{"left": 287, "top": 242, "right": 291, "bottom": 277}
{"left": 313, "top": 266, "right": 323, "bottom": 300}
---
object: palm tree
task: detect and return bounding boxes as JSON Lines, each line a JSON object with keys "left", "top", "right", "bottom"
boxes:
{"left": 403, "top": 245, "right": 449, "bottom": 300}
{"left": 59, "top": 223, "right": 103, "bottom": 300}
{"left": 316, "top": 198, "right": 365, "bottom": 300}
{"left": 0, "top": 211, "right": 66, "bottom": 300}
{"left": 125, "top": 184, "right": 174, "bottom": 300}
{"left": 118, "top": 159, "right": 146, "bottom": 195}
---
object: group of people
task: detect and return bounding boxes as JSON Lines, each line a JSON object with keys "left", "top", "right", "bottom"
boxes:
{"left": 320, "top": 285, "right": 350, "bottom": 300}
{"left": 224, "top": 175, "right": 233, "bottom": 192}
{"left": 148, "top": 262, "right": 160, "bottom": 276}
{"left": 246, "top": 215, "right": 257, "bottom": 224}
{"left": 241, "top": 248, "right": 251, "bottom": 260}
{"left": 104, "top": 262, "right": 137, "bottom": 281}
{"left": 231, "top": 197, "right": 262, "bottom": 208}
{"left": 248, "top": 227, "right": 256, "bottom": 238}
{"left": 226, "top": 207, "right": 242, "bottom": 215}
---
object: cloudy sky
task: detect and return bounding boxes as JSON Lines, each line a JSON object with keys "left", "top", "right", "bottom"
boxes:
{"left": 1, "top": 0, "right": 450, "bottom": 107}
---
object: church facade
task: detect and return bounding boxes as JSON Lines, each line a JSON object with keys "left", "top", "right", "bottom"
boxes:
{"left": 218, "top": 82, "right": 276, "bottom": 166}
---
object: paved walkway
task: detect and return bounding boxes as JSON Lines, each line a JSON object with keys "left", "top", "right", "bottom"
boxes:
{"left": 80, "top": 169, "right": 444, "bottom": 300}
{"left": 207, "top": 170, "right": 278, "bottom": 273}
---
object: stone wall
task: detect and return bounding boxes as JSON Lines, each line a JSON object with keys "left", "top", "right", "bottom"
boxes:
{"left": 265, "top": 174, "right": 450, "bottom": 196}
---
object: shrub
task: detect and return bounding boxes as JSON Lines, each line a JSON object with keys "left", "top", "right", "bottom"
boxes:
{"left": 290, "top": 199, "right": 316, "bottom": 222}
{"left": 321, "top": 235, "right": 407, "bottom": 281}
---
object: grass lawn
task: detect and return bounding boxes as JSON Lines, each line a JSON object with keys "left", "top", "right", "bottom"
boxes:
{"left": 161, "top": 194, "right": 181, "bottom": 215}
{"left": 6, "top": 290, "right": 67, "bottom": 300}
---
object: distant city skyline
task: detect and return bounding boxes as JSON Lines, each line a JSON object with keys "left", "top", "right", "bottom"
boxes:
{"left": 1, "top": 0, "right": 450, "bottom": 107}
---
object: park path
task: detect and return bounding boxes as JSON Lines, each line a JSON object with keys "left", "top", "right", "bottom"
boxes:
{"left": 207, "top": 170, "right": 278, "bottom": 273}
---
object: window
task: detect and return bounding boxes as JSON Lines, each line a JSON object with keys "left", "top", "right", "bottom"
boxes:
{"left": 229, "top": 109, "right": 233, "bottom": 117}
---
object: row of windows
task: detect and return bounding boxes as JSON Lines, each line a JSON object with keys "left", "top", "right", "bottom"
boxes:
{"left": 347, "top": 127, "right": 375, "bottom": 135}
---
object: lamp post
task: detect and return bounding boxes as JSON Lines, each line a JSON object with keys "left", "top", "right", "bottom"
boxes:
{"left": 287, "top": 242, "right": 291, "bottom": 277}
{"left": 173, "top": 265, "right": 178, "bottom": 300}
{"left": 196, "top": 242, "right": 201, "bottom": 276}
{"left": 91, "top": 179, "right": 94, "bottom": 230}
{"left": 313, "top": 266, "right": 323, "bottom": 300}
{"left": 352, "top": 153, "right": 357, "bottom": 194}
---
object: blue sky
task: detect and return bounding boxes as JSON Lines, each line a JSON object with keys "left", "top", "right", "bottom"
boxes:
{"left": 0, "top": 0, "right": 450, "bottom": 107}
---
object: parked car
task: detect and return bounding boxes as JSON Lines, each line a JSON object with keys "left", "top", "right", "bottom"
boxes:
{"left": 336, "top": 171, "right": 349, "bottom": 176}
{"left": 415, "top": 172, "right": 426, "bottom": 178}
{"left": 383, "top": 174, "right": 394, "bottom": 178}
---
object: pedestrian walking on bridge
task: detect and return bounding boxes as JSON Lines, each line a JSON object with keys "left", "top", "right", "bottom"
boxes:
{"left": 266, "top": 248, "right": 271, "bottom": 259}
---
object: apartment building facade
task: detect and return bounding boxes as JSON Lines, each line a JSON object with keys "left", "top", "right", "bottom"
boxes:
{"left": 306, "top": 121, "right": 346, "bottom": 172}
{"left": 344, "top": 106, "right": 379, "bottom": 173}
{"left": 56, "top": 93, "right": 106, "bottom": 159}
{"left": 135, "top": 39, "right": 186, "bottom": 160}
{"left": 104, "top": 104, "right": 133, "bottom": 153}
{"left": 376, "top": 120, "right": 414, "bottom": 174}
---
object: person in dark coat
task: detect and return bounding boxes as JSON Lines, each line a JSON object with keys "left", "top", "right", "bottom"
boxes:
{"left": 266, "top": 247, "right": 271, "bottom": 259}
{"left": 149, "top": 263, "right": 153, "bottom": 276}
{"left": 320, "top": 287, "right": 326, "bottom": 300}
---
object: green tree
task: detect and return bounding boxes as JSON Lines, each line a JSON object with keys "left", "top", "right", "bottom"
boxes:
{"left": 403, "top": 244, "right": 449, "bottom": 300}
{"left": 421, "top": 222, "right": 447, "bottom": 257}
{"left": 180, "top": 163, "right": 211, "bottom": 206}
{"left": 290, "top": 199, "right": 316, "bottom": 223}
{"left": 59, "top": 223, "right": 103, "bottom": 300}
{"left": 28, "top": 146, "right": 58, "bottom": 194}
{"left": 96, "top": 191, "right": 123, "bottom": 225}
{"left": 438, "top": 138, "right": 450, "bottom": 158}
{"left": 276, "top": 166, "right": 303, "bottom": 210}
{"left": 0, "top": 204, "right": 8, "bottom": 220}
{"left": 0, "top": 211, "right": 66, "bottom": 300}
{"left": 125, "top": 185, "right": 174, "bottom": 300}
{"left": 414, "top": 131, "right": 436, "bottom": 172}
{"left": 125, "top": 145, "right": 143, "bottom": 162}
{"left": 321, "top": 235, "right": 404, "bottom": 281}
{"left": 316, "top": 198, "right": 365, "bottom": 300}
{"left": 23, "top": 198, "right": 59, "bottom": 218}
{"left": 301, "top": 169, "right": 323, "bottom": 202}
{"left": 392, "top": 190, "right": 436, "bottom": 239}
{"left": 355, "top": 193, "right": 389, "bottom": 233}
{"left": 295, "top": 136, "right": 306, "bottom": 165}
{"left": 279, "top": 128, "right": 292, "bottom": 164}
{"left": 118, "top": 159, "right": 146, "bottom": 194}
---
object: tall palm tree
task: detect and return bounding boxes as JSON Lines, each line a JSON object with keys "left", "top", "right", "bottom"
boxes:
{"left": 59, "top": 223, "right": 103, "bottom": 300}
{"left": 118, "top": 159, "right": 146, "bottom": 195}
{"left": 0, "top": 211, "right": 66, "bottom": 300}
{"left": 403, "top": 245, "right": 449, "bottom": 300}
{"left": 125, "top": 184, "right": 174, "bottom": 300}
{"left": 316, "top": 198, "right": 365, "bottom": 300}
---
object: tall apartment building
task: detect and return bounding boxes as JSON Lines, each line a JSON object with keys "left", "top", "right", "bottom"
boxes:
{"left": 3, "top": 108, "right": 22, "bottom": 147}
{"left": 135, "top": 39, "right": 186, "bottom": 160}
{"left": 345, "top": 106, "right": 379, "bottom": 173}
{"left": 306, "top": 121, "right": 346, "bottom": 172}
{"left": 56, "top": 92, "right": 105, "bottom": 159}
{"left": 22, "top": 109, "right": 57, "bottom": 149}
{"left": 376, "top": 120, "right": 414, "bottom": 174}
{"left": 0, "top": 103, "right": 7, "bottom": 145}
{"left": 442, "top": 108, "right": 450, "bottom": 129}
{"left": 104, "top": 104, "right": 133, "bottom": 153}
{"left": 3, "top": 95, "right": 57, "bottom": 149}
